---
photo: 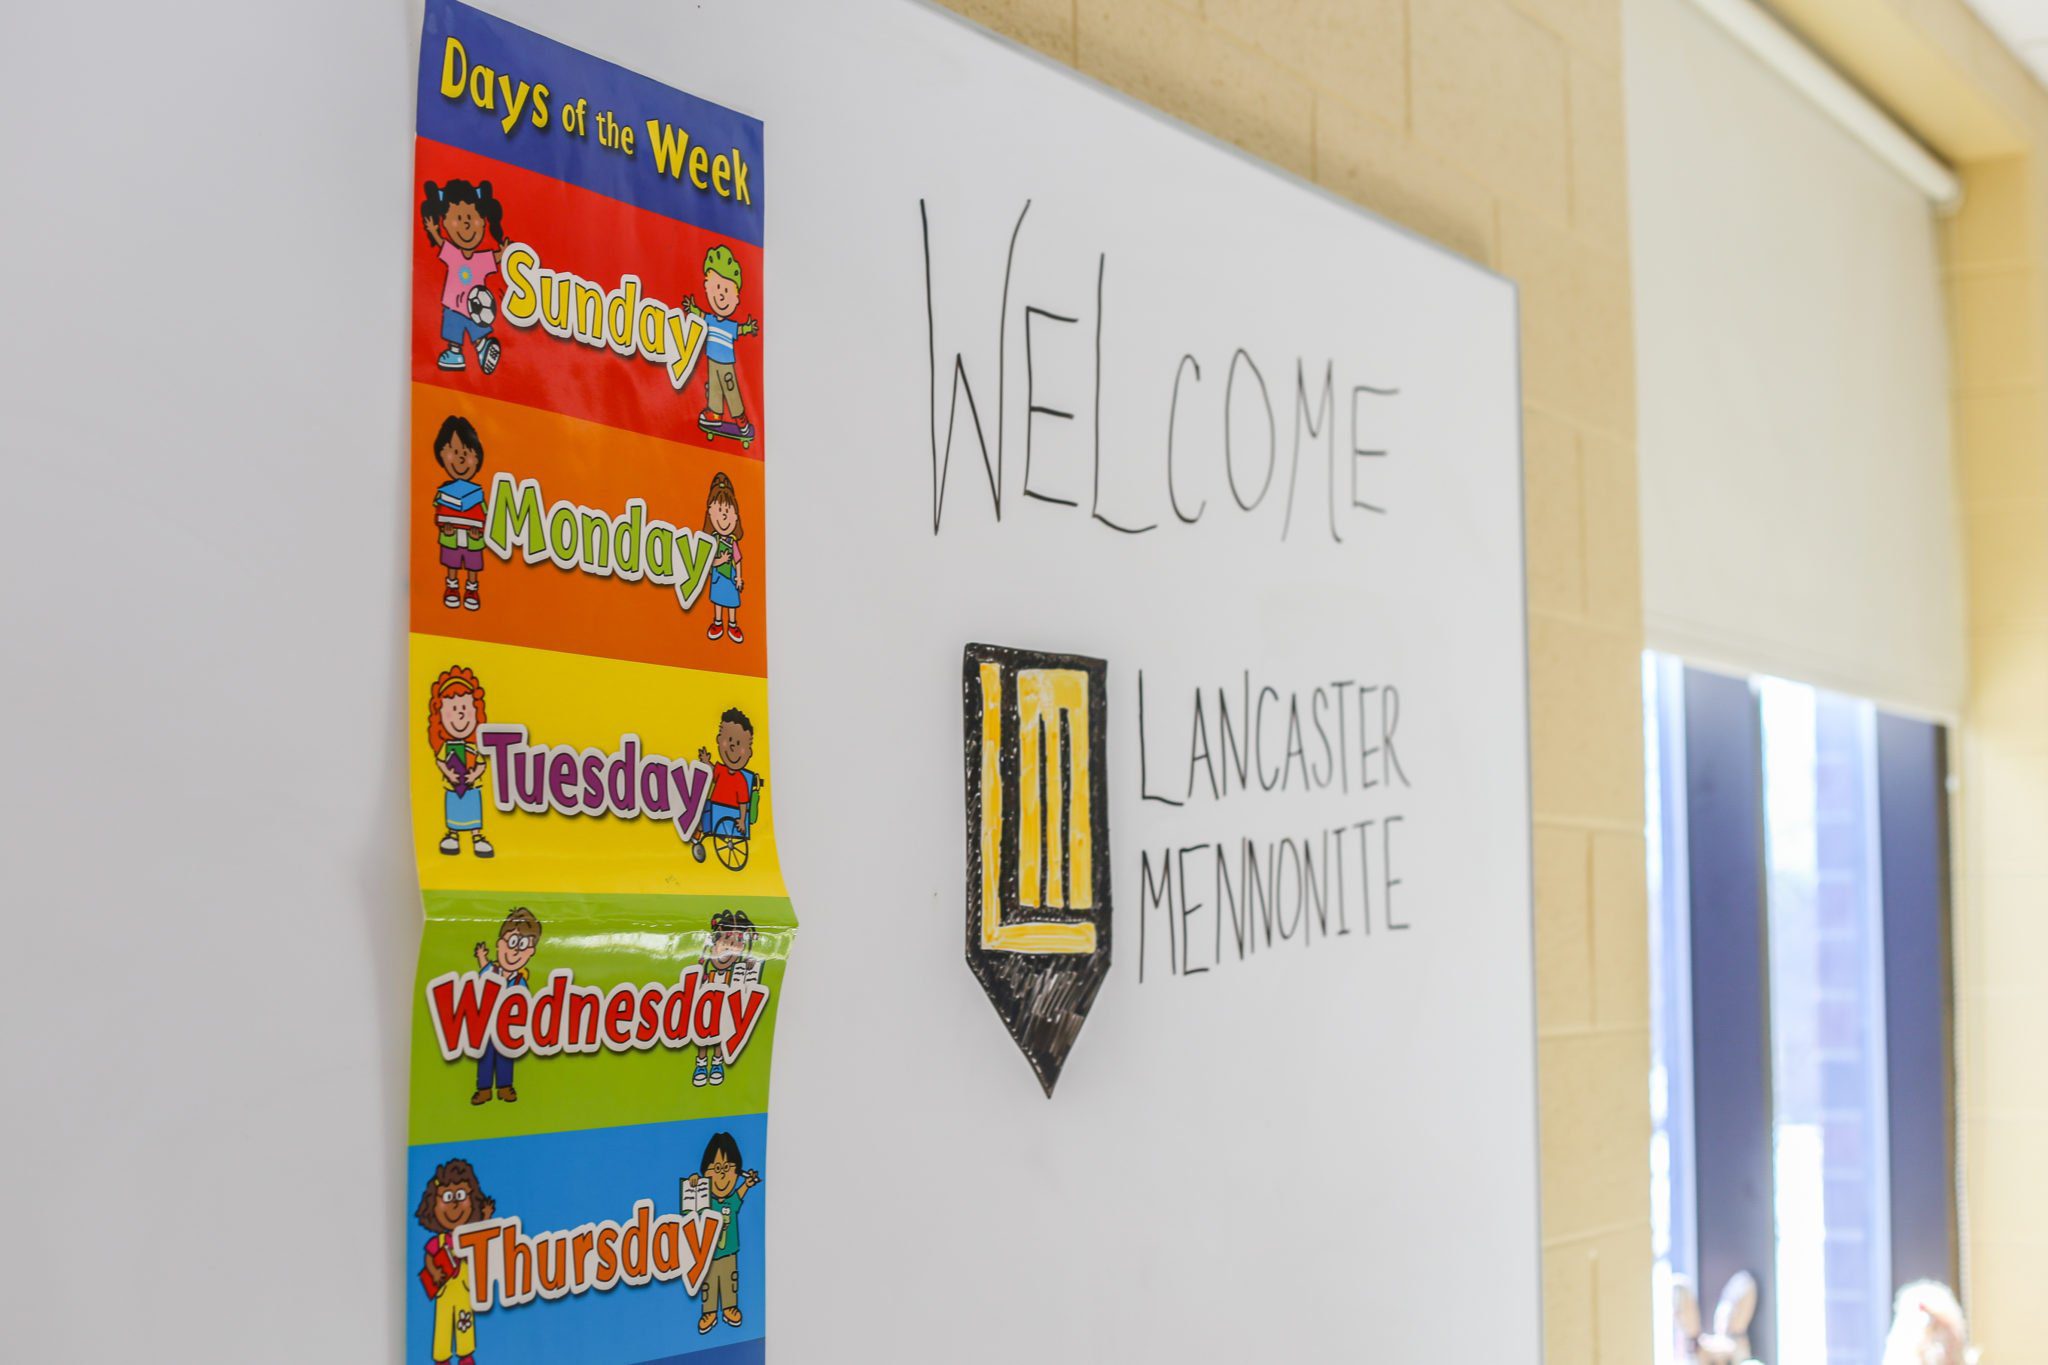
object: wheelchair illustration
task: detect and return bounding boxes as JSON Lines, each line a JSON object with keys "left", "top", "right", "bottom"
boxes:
{"left": 691, "top": 770, "right": 763, "bottom": 871}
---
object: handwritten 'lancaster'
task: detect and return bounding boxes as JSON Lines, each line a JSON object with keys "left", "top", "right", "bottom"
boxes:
{"left": 1132, "top": 668, "right": 1418, "bottom": 982}
{"left": 920, "top": 199, "right": 1401, "bottom": 539}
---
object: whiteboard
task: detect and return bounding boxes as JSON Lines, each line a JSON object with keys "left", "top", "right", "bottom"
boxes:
{"left": 0, "top": 1, "right": 1535, "bottom": 1360}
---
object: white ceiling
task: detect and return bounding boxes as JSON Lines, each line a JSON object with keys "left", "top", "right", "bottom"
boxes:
{"left": 1967, "top": 0, "right": 2048, "bottom": 89}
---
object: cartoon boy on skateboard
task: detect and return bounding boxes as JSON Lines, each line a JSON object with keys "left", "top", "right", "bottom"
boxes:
{"left": 683, "top": 246, "right": 759, "bottom": 446}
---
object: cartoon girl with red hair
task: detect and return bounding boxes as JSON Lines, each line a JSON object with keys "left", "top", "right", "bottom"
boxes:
{"left": 429, "top": 666, "right": 494, "bottom": 858}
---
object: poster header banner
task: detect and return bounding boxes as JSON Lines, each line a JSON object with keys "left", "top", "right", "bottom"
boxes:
{"left": 418, "top": 0, "right": 764, "bottom": 244}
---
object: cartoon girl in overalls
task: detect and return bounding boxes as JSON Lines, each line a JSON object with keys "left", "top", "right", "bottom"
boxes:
{"left": 414, "top": 1158, "right": 494, "bottom": 1365}
{"left": 704, "top": 471, "right": 744, "bottom": 644}
{"left": 429, "top": 666, "right": 493, "bottom": 858}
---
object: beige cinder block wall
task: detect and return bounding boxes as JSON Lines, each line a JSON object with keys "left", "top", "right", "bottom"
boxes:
{"left": 935, "top": 1, "right": 1653, "bottom": 1359}
{"left": 1945, "top": 151, "right": 2048, "bottom": 1353}
{"left": 1766, "top": 0, "right": 2048, "bottom": 1354}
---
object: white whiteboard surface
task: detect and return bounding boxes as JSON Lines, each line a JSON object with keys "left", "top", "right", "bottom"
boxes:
{"left": 0, "top": 2, "right": 1535, "bottom": 1361}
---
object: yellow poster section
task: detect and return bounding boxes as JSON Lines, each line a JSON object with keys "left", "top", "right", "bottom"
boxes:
{"left": 410, "top": 632, "right": 783, "bottom": 898}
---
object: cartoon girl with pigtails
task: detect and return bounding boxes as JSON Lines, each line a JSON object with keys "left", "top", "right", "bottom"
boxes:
{"left": 429, "top": 666, "right": 494, "bottom": 858}
{"left": 421, "top": 179, "right": 508, "bottom": 375}
{"left": 415, "top": 1158, "right": 495, "bottom": 1365}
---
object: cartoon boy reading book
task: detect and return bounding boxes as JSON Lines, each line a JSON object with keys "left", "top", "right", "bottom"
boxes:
{"left": 682, "top": 1132, "right": 759, "bottom": 1335}
{"left": 692, "top": 910, "right": 757, "bottom": 1088}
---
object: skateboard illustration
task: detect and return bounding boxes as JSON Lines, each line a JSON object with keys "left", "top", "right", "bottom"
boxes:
{"left": 697, "top": 412, "right": 756, "bottom": 449}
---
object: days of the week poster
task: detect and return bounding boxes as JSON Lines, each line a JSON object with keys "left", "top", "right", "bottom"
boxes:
{"left": 403, "top": 3, "right": 792, "bottom": 1362}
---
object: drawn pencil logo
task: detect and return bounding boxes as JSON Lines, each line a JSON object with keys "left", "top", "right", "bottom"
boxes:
{"left": 962, "top": 643, "right": 1112, "bottom": 1096}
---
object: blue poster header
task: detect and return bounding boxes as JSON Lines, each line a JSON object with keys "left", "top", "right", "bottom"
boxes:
{"left": 418, "top": 0, "right": 763, "bottom": 244}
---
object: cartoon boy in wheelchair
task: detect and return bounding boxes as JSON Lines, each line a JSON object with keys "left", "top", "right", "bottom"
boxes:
{"left": 692, "top": 707, "right": 763, "bottom": 871}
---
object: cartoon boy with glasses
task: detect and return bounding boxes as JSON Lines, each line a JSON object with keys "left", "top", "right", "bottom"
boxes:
{"left": 682, "top": 1131, "right": 759, "bottom": 1335}
{"left": 470, "top": 907, "right": 542, "bottom": 1105}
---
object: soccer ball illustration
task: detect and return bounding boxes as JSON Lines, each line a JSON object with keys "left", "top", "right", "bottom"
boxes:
{"left": 465, "top": 286, "right": 496, "bottom": 327}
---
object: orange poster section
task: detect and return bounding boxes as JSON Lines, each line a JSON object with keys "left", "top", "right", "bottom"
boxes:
{"left": 410, "top": 386, "right": 766, "bottom": 677}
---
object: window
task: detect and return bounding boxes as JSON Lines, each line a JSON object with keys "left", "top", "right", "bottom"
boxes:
{"left": 1758, "top": 679, "right": 1891, "bottom": 1364}
{"left": 1646, "top": 657, "right": 1955, "bottom": 1365}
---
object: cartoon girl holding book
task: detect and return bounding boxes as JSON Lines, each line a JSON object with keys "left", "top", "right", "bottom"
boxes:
{"left": 414, "top": 1159, "right": 495, "bottom": 1365}
{"left": 704, "top": 472, "right": 745, "bottom": 644}
{"left": 429, "top": 666, "right": 493, "bottom": 858}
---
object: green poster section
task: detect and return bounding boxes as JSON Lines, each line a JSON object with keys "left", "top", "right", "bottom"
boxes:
{"left": 410, "top": 891, "right": 796, "bottom": 1146}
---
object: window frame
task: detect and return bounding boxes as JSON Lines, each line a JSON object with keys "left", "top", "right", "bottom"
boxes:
{"left": 1874, "top": 715, "right": 1960, "bottom": 1295}
{"left": 1652, "top": 659, "right": 1959, "bottom": 1362}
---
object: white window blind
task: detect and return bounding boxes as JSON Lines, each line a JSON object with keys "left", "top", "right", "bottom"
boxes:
{"left": 1625, "top": 0, "right": 1964, "bottom": 718}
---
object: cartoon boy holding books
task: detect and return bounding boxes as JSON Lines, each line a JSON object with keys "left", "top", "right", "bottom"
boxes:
{"left": 431, "top": 415, "right": 489, "bottom": 612}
